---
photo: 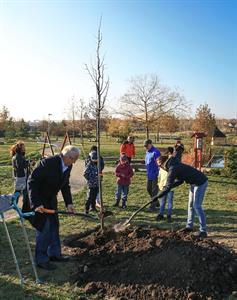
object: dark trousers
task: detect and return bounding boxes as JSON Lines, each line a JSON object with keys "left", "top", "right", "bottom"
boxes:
{"left": 15, "top": 188, "right": 30, "bottom": 212}
{"left": 35, "top": 215, "right": 61, "bottom": 264}
{"left": 147, "top": 178, "right": 159, "bottom": 209}
{"left": 85, "top": 187, "right": 99, "bottom": 211}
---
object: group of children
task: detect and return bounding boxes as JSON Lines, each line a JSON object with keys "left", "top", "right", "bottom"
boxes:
{"left": 83, "top": 141, "right": 179, "bottom": 223}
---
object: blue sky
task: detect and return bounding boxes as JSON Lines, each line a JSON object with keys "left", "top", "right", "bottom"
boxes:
{"left": 0, "top": 0, "right": 236, "bottom": 121}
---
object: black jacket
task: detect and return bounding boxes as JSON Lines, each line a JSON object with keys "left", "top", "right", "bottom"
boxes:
{"left": 12, "top": 153, "right": 28, "bottom": 177}
{"left": 157, "top": 157, "right": 208, "bottom": 199}
{"left": 27, "top": 155, "right": 72, "bottom": 231}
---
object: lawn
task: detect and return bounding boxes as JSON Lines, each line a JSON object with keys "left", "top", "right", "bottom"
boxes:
{"left": 0, "top": 164, "right": 237, "bottom": 299}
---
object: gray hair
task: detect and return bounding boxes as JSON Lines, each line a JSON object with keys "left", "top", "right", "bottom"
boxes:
{"left": 61, "top": 145, "right": 80, "bottom": 158}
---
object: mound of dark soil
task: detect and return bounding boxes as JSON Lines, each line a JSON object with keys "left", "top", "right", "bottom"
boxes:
{"left": 65, "top": 227, "right": 237, "bottom": 300}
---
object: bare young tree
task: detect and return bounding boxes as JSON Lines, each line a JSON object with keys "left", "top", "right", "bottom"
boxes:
{"left": 119, "top": 74, "right": 189, "bottom": 139}
{"left": 85, "top": 18, "right": 109, "bottom": 230}
{"left": 88, "top": 97, "right": 109, "bottom": 120}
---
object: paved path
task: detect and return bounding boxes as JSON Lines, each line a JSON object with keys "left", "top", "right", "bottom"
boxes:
{"left": 5, "top": 159, "right": 114, "bottom": 219}
{"left": 66, "top": 158, "right": 114, "bottom": 194}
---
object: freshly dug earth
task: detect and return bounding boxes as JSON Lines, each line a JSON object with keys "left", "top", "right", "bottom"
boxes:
{"left": 65, "top": 226, "right": 237, "bottom": 300}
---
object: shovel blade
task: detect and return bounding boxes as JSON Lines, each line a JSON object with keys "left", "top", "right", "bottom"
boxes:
{"left": 113, "top": 221, "right": 130, "bottom": 232}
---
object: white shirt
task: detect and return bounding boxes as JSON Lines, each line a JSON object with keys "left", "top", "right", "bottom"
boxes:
{"left": 60, "top": 155, "right": 68, "bottom": 173}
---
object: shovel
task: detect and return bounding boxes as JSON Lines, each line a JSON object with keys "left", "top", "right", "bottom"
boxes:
{"left": 113, "top": 195, "right": 159, "bottom": 232}
{"left": 41, "top": 208, "right": 113, "bottom": 220}
{"left": 41, "top": 208, "right": 99, "bottom": 221}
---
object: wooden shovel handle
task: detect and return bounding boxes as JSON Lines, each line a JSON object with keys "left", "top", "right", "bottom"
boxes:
{"left": 42, "top": 208, "right": 56, "bottom": 214}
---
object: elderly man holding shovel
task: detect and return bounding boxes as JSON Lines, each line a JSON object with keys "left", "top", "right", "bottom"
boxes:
{"left": 28, "top": 145, "right": 80, "bottom": 270}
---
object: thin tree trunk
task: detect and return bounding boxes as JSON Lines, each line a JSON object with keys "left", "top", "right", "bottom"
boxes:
{"left": 96, "top": 111, "right": 104, "bottom": 230}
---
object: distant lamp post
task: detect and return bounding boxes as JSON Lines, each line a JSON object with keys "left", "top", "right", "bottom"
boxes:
{"left": 48, "top": 113, "right": 52, "bottom": 135}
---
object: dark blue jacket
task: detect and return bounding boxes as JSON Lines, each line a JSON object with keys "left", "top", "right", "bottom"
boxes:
{"left": 28, "top": 155, "right": 72, "bottom": 231}
{"left": 12, "top": 153, "right": 28, "bottom": 177}
{"left": 145, "top": 146, "right": 161, "bottom": 180}
{"left": 84, "top": 162, "right": 99, "bottom": 188}
{"left": 157, "top": 157, "right": 208, "bottom": 198}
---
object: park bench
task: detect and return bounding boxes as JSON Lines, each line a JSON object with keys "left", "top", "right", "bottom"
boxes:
{"left": 103, "top": 157, "right": 146, "bottom": 172}
{"left": 103, "top": 147, "right": 169, "bottom": 172}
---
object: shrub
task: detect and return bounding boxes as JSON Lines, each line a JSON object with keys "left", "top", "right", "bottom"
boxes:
{"left": 224, "top": 147, "right": 237, "bottom": 179}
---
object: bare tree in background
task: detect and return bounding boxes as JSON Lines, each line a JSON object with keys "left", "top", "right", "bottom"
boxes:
{"left": 120, "top": 74, "right": 189, "bottom": 139}
{"left": 78, "top": 98, "right": 87, "bottom": 145}
{"left": 85, "top": 18, "right": 109, "bottom": 230}
{"left": 65, "top": 95, "right": 79, "bottom": 143}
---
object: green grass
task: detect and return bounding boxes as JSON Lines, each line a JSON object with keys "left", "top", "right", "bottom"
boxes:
{"left": 0, "top": 134, "right": 231, "bottom": 166}
{"left": 0, "top": 166, "right": 13, "bottom": 194}
{"left": 0, "top": 136, "right": 236, "bottom": 299}
{"left": 0, "top": 169, "right": 237, "bottom": 299}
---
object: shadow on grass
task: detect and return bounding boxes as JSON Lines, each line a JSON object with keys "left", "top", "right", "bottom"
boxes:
{"left": 208, "top": 177, "right": 237, "bottom": 186}
{"left": 1, "top": 205, "right": 236, "bottom": 295}
{"left": 108, "top": 207, "right": 237, "bottom": 233}
{"left": 0, "top": 219, "right": 76, "bottom": 286}
{"left": 0, "top": 276, "right": 54, "bottom": 300}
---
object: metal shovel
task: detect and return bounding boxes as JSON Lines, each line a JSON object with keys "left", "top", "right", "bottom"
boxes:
{"left": 114, "top": 195, "right": 159, "bottom": 232}
{"left": 41, "top": 208, "right": 113, "bottom": 220}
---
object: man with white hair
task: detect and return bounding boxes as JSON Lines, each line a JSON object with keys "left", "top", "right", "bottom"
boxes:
{"left": 28, "top": 145, "right": 80, "bottom": 270}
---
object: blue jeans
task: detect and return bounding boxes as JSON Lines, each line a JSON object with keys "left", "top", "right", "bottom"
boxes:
{"left": 115, "top": 185, "right": 129, "bottom": 204}
{"left": 187, "top": 180, "right": 208, "bottom": 232}
{"left": 159, "top": 191, "right": 174, "bottom": 216}
{"left": 35, "top": 215, "right": 61, "bottom": 264}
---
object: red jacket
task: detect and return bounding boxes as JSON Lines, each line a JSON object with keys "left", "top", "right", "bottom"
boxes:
{"left": 120, "top": 142, "right": 135, "bottom": 158}
{"left": 115, "top": 162, "right": 134, "bottom": 186}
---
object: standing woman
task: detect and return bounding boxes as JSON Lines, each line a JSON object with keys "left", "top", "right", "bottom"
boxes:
{"left": 10, "top": 140, "right": 30, "bottom": 211}
{"left": 120, "top": 136, "right": 136, "bottom": 163}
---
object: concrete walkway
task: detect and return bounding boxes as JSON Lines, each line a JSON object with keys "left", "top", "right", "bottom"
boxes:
{"left": 67, "top": 158, "right": 114, "bottom": 194}
{"left": 5, "top": 159, "right": 114, "bottom": 219}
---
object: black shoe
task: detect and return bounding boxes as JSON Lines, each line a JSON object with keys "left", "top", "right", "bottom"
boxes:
{"left": 37, "top": 262, "right": 57, "bottom": 270}
{"left": 198, "top": 231, "right": 207, "bottom": 238}
{"left": 180, "top": 227, "right": 193, "bottom": 233}
{"left": 49, "top": 256, "right": 70, "bottom": 262}
{"left": 113, "top": 202, "right": 119, "bottom": 207}
{"left": 167, "top": 215, "right": 172, "bottom": 223}
{"left": 122, "top": 204, "right": 126, "bottom": 209}
{"left": 85, "top": 210, "right": 89, "bottom": 214}
{"left": 156, "top": 214, "right": 164, "bottom": 221}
